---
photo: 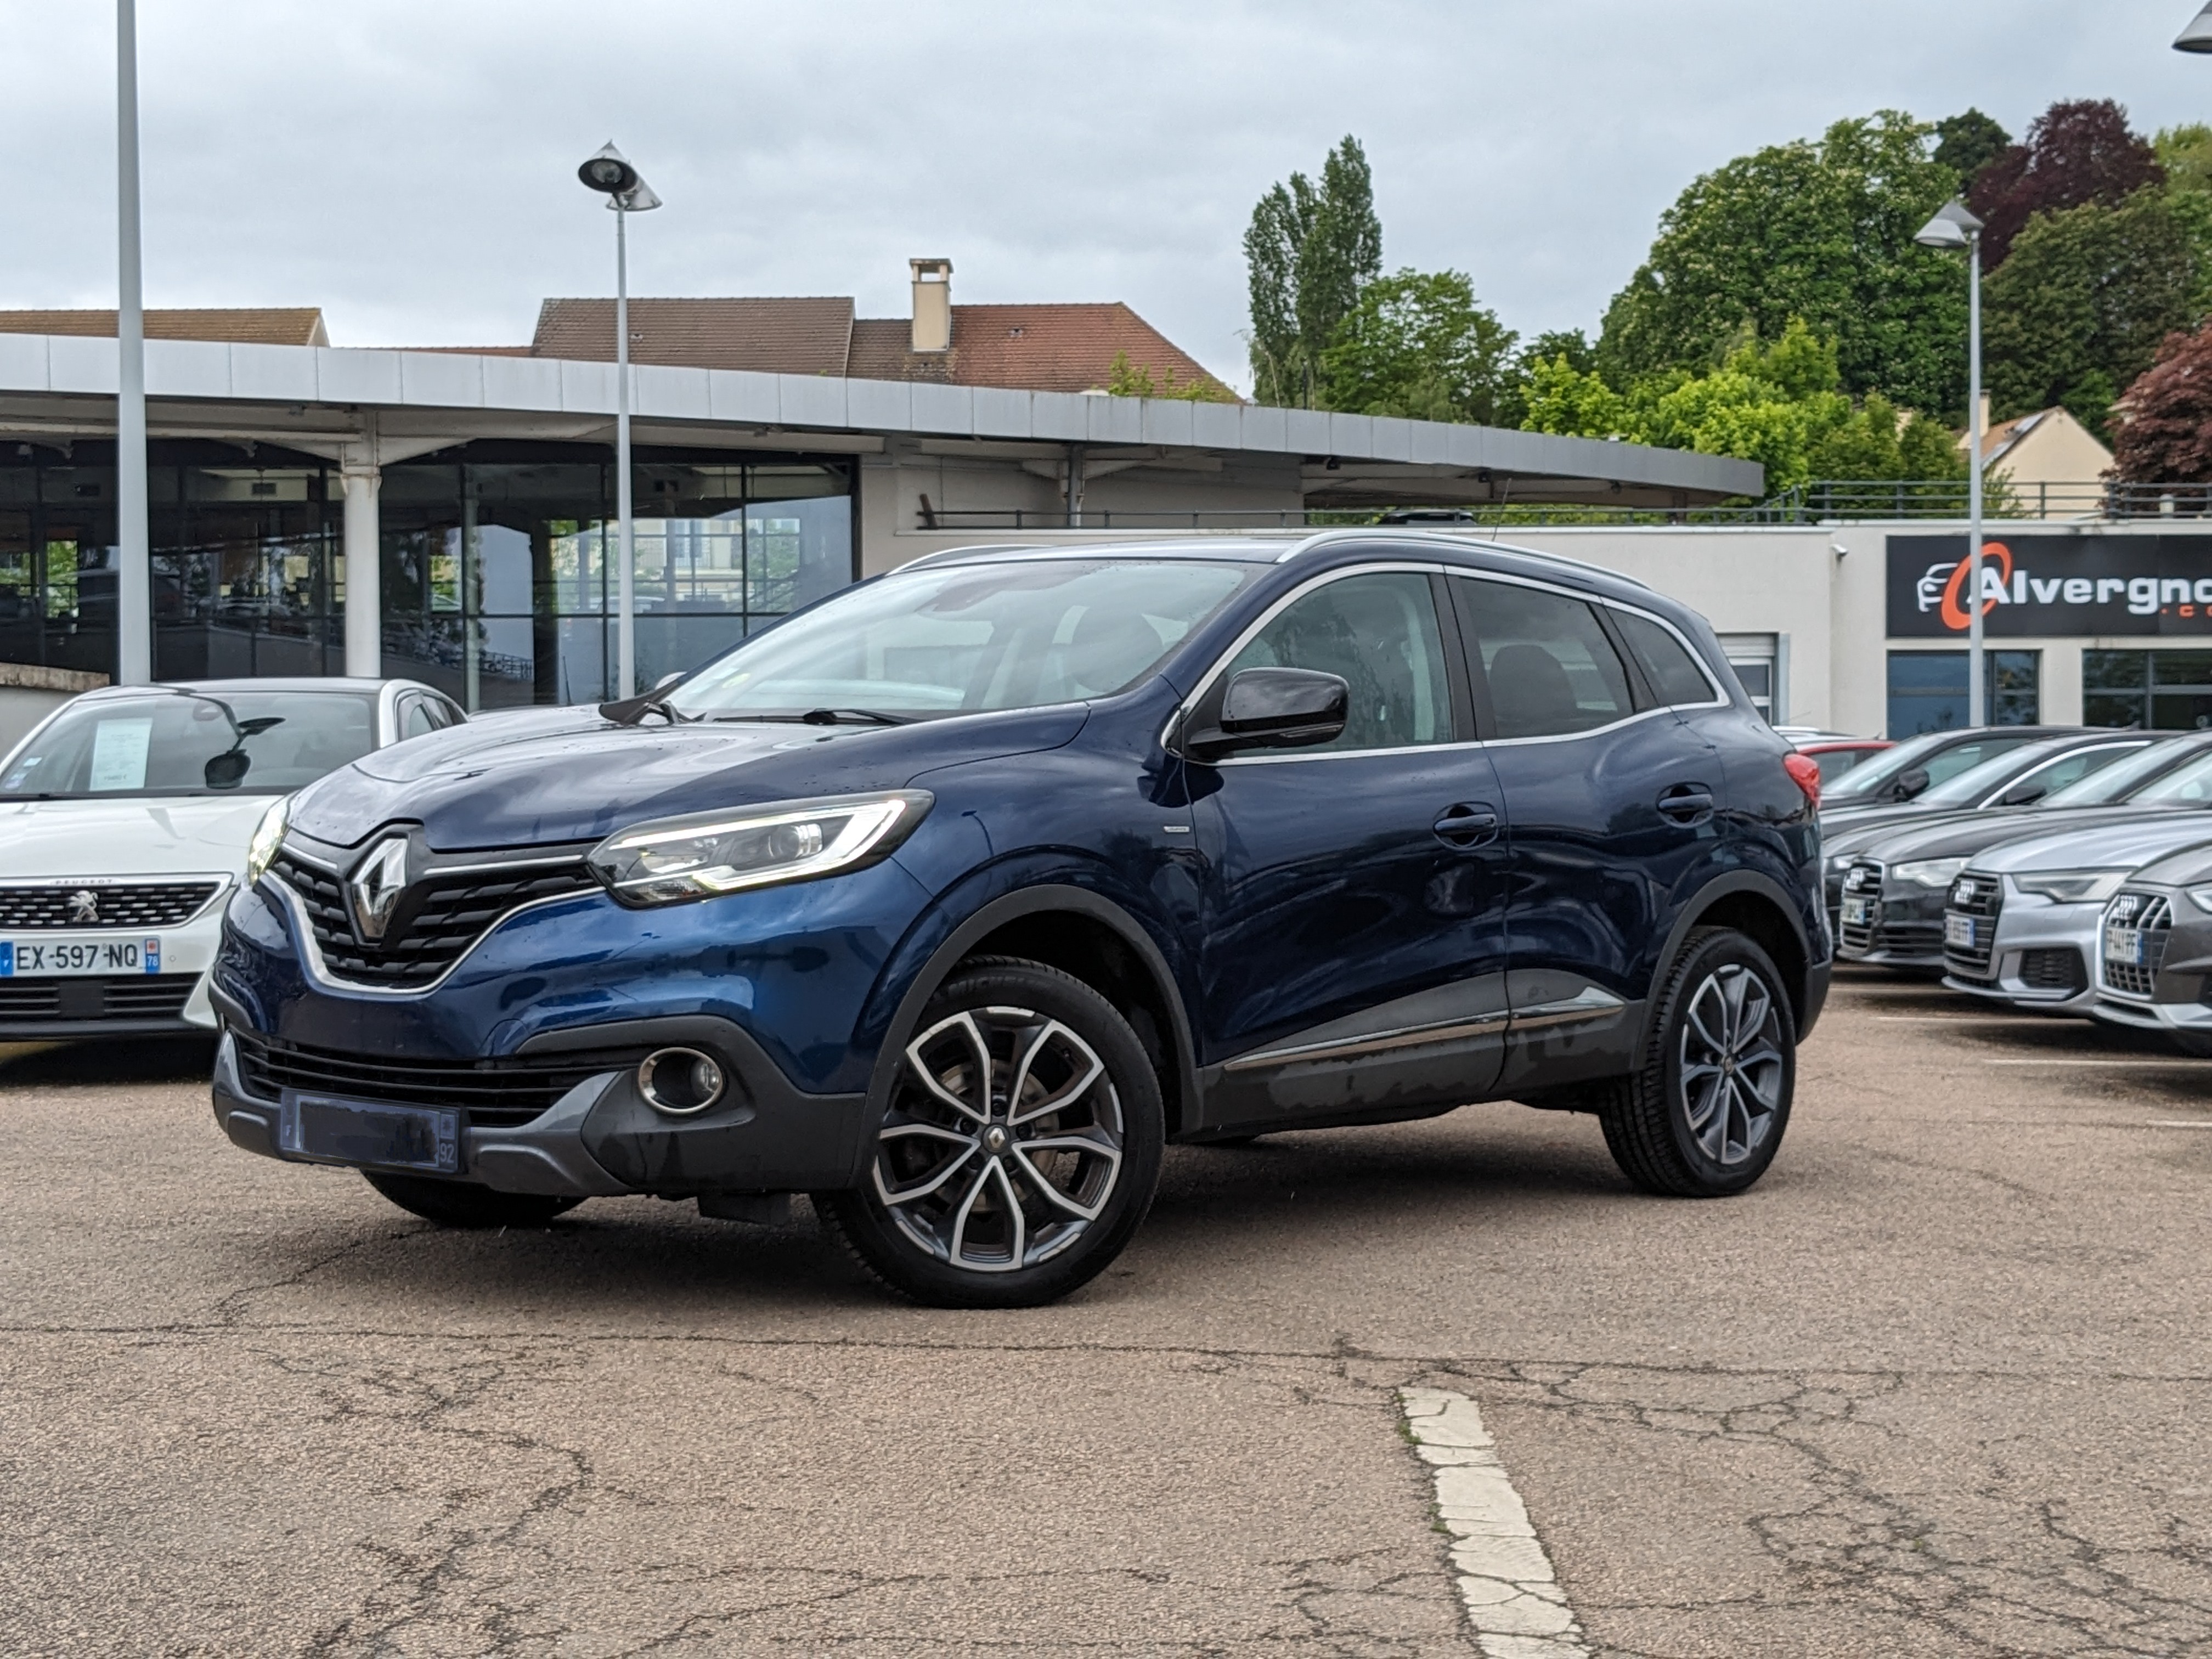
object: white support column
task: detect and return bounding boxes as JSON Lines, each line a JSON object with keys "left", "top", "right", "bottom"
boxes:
{"left": 342, "top": 455, "right": 381, "bottom": 679}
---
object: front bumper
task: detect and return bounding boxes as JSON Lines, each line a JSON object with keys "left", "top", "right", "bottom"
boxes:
{"left": 211, "top": 1015, "right": 868, "bottom": 1198}
{"left": 0, "top": 908, "right": 225, "bottom": 1040}
{"left": 1942, "top": 896, "right": 2100, "bottom": 1014}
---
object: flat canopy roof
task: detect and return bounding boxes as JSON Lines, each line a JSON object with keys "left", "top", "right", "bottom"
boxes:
{"left": 0, "top": 334, "right": 1763, "bottom": 509}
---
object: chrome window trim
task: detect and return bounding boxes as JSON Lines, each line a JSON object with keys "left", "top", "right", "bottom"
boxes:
{"left": 266, "top": 843, "right": 606, "bottom": 1000}
{"left": 1164, "top": 561, "right": 1728, "bottom": 765}
{"left": 1971, "top": 740, "right": 2150, "bottom": 809}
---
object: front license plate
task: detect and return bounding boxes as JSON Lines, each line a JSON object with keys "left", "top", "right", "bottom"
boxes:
{"left": 2106, "top": 926, "right": 2145, "bottom": 966}
{"left": 1945, "top": 914, "right": 1977, "bottom": 949}
{"left": 0, "top": 936, "right": 163, "bottom": 977}
{"left": 279, "top": 1092, "right": 461, "bottom": 1173}
{"left": 1841, "top": 896, "right": 1872, "bottom": 926}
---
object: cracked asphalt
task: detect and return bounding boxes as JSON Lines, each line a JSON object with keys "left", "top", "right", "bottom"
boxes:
{"left": 6, "top": 974, "right": 2212, "bottom": 1656}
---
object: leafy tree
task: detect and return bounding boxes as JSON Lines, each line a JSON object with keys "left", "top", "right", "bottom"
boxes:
{"left": 1315, "top": 269, "right": 1518, "bottom": 424}
{"left": 1521, "top": 329, "right": 1594, "bottom": 377}
{"left": 2155, "top": 125, "right": 2212, "bottom": 317}
{"left": 2109, "top": 322, "right": 2212, "bottom": 482}
{"left": 1982, "top": 187, "right": 2199, "bottom": 436}
{"left": 1595, "top": 111, "right": 1967, "bottom": 417}
{"left": 1244, "top": 137, "right": 1382, "bottom": 407}
{"left": 1967, "top": 98, "right": 2164, "bottom": 266}
{"left": 1101, "top": 351, "right": 1237, "bottom": 403}
{"left": 1934, "top": 109, "right": 2012, "bottom": 182}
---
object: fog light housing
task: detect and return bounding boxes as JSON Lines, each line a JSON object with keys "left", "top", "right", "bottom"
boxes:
{"left": 637, "top": 1048, "right": 726, "bottom": 1116}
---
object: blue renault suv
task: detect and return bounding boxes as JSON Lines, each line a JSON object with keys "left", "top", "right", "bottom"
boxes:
{"left": 211, "top": 532, "right": 1828, "bottom": 1306}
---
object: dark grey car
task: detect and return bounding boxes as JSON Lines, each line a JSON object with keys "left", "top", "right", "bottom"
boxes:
{"left": 2090, "top": 840, "right": 2212, "bottom": 1053}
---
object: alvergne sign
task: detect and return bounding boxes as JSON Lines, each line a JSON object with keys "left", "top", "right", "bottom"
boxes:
{"left": 1889, "top": 534, "right": 2212, "bottom": 639}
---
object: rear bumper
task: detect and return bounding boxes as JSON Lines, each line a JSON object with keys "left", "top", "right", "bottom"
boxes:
{"left": 211, "top": 1014, "right": 870, "bottom": 1199}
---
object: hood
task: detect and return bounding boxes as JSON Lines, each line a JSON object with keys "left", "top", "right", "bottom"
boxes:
{"left": 1855, "top": 804, "right": 2197, "bottom": 867}
{"left": 288, "top": 703, "right": 1092, "bottom": 852}
{"left": 2129, "top": 840, "right": 2212, "bottom": 890}
{"left": 0, "top": 793, "right": 273, "bottom": 878}
{"left": 1968, "top": 811, "right": 2212, "bottom": 877}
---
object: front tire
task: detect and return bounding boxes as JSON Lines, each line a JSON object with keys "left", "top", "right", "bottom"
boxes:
{"left": 363, "top": 1171, "right": 585, "bottom": 1228}
{"left": 816, "top": 957, "right": 1164, "bottom": 1308}
{"left": 1598, "top": 928, "right": 1796, "bottom": 1197}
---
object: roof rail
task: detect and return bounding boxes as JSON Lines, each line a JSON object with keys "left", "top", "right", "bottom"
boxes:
{"left": 898, "top": 543, "right": 1044, "bottom": 571}
{"left": 1273, "top": 524, "right": 1655, "bottom": 590}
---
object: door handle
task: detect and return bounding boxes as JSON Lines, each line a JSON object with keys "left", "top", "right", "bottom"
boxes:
{"left": 1657, "top": 783, "right": 1715, "bottom": 823}
{"left": 1433, "top": 803, "right": 1500, "bottom": 848}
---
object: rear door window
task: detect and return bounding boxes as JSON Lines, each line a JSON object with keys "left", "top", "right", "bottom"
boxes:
{"left": 1453, "top": 578, "right": 1635, "bottom": 738}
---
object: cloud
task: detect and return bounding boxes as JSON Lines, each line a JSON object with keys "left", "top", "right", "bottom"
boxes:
{"left": 3, "top": 0, "right": 2205, "bottom": 392}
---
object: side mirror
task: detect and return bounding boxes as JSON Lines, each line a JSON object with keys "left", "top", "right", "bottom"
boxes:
{"left": 1186, "top": 668, "right": 1348, "bottom": 760}
{"left": 204, "top": 751, "right": 251, "bottom": 790}
{"left": 1997, "top": 781, "right": 2046, "bottom": 806}
{"left": 1891, "top": 766, "right": 1931, "bottom": 800}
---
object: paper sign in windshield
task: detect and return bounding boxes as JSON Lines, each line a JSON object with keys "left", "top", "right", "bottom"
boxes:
{"left": 87, "top": 718, "right": 153, "bottom": 791}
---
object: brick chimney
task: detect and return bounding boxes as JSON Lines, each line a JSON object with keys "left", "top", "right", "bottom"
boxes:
{"left": 910, "top": 258, "right": 952, "bottom": 353}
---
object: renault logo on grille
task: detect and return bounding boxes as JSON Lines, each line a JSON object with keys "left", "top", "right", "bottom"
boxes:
{"left": 69, "top": 889, "right": 100, "bottom": 924}
{"left": 348, "top": 837, "right": 410, "bottom": 942}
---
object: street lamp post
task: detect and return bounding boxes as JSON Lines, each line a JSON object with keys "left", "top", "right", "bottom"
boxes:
{"left": 115, "top": 0, "right": 150, "bottom": 685}
{"left": 1916, "top": 198, "right": 1989, "bottom": 727}
{"left": 577, "top": 143, "right": 661, "bottom": 702}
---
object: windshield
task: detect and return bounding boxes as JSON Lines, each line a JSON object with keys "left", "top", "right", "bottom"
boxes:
{"left": 2044, "top": 737, "right": 2193, "bottom": 805}
{"left": 2123, "top": 748, "right": 2212, "bottom": 806}
{"left": 1823, "top": 729, "right": 2040, "bottom": 801}
{"left": 0, "top": 689, "right": 378, "bottom": 799}
{"left": 1911, "top": 744, "right": 2059, "bottom": 808}
{"left": 670, "top": 558, "right": 1252, "bottom": 719}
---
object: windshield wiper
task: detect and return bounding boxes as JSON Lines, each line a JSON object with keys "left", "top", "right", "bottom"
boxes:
{"left": 709, "top": 708, "right": 918, "bottom": 727}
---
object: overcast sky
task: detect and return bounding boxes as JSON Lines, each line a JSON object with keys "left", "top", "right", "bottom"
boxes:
{"left": 3, "top": 1, "right": 2208, "bottom": 391}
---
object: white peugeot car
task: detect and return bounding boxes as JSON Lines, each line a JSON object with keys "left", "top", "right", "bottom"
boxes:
{"left": 0, "top": 678, "right": 465, "bottom": 1040}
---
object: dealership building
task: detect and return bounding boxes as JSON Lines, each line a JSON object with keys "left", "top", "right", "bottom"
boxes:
{"left": 0, "top": 283, "right": 2199, "bottom": 741}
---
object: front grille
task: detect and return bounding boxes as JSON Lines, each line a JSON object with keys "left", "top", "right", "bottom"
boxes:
{"left": 2100, "top": 891, "right": 2172, "bottom": 1000}
{"left": 0, "top": 881, "right": 221, "bottom": 930}
{"left": 270, "top": 850, "right": 601, "bottom": 989}
{"left": 1838, "top": 861, "right": 1883, "bottom": 954}
{"left": 1944, "top": 871, "right": 2003, "bottom": 979}
{"left": 230, "top": 1028, "right": 630, "bottom": 1127}
{"left": 2021, "top": 947, "right": 2088, "bottom": 995}
{"left": 0, "top": 974, "right": 199, "bottom": 1022}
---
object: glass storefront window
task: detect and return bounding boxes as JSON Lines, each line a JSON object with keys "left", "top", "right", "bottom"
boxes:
{"left": 0, "top": 442, "right": 855, "bottom": 707}
{"left": 2083, "top": 650, "right": 2212, "bottom": 729}
{"left": 1886, "top": 650, "right": 2040, "bottom": 736}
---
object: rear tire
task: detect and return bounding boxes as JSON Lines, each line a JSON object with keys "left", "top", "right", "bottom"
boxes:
{"left": 816, "top": 957, "right": 1164, "bottom": 1308}
{"left": 363, "top": 1171, "right": 585, "bottom": 1228}
{"left": 1597, "top": 928, "right": 1796, "bottom": 1197}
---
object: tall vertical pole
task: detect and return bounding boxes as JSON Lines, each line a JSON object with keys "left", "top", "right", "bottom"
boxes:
{"left": 115, "top": 0, "right": 151, "bottom": 684}
{"left": 1966, "top": 231, "right": 1985, "bottom": 728}
{"left": 614, "top": 206, "right": 636, "bottom": 701}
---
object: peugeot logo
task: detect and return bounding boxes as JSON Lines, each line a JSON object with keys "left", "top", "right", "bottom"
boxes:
{"left": 348, "top": 837, "right": 410, "bottom": 943}
{"left": 68, "top": 889, "right": 100, "bottom": 924}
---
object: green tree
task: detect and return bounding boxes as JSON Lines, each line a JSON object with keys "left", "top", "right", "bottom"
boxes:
{"left": 1244, "top": 136, "right": 1381, "bottom": 407}
{"left": 1315, "top": 269, "right": 1518, "bottom": 424}
{"left": 1595, "top": 111, "right": 1967, "bottom": 417}
{"left": 1982, "top": 187, "right": 2200, "bottom": 437}
{"left": 1101, "top": 351, "right": 1237, "bottom": 403}
{"left": 2155, "top": 124, "right": 2212, "bottom": 317}
{"left": 1934, "top": 109, "right": 2011, "bottom": 182}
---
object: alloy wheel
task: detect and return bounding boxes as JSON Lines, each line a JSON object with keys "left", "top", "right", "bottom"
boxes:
{"left": 873, "top": 1006, "right": 1126, "bottom": 1273}
{"left": 1677, "top": 963, "right": 1785, "bottom": 1166}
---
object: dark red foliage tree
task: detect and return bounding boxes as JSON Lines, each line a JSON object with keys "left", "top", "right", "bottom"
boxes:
{"left": 1968, "top": 99, "right": 2164, "bottom": 266}
{"left": 2109, "top": 324, "right": 2212, "bottom": 482}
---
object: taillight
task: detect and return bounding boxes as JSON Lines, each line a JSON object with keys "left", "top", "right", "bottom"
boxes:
{"left": 1782, "top": 752, "right": 1821, "bottom": 810}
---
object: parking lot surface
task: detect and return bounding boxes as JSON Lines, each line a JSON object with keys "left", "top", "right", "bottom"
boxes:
{"left": 7, "top": 975, "right": 2212, "bottom": 1656}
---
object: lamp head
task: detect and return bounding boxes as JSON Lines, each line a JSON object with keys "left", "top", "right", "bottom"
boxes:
{"left": 2177, "top": 2, "right": 2212, "bottom": 51}
{"left": 579, "top": 144, "right": 639, "bottom": 197}
{"left": 1915, "top": 197, "right": 1984, "bottom": 251}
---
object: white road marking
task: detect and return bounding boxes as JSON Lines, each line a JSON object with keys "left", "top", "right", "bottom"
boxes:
{"left": 1984, "top": 1057, "right": 2212, "bottom": 1068}
{"left": 2147, "top": 1119, "right": 2212, "bottom": 1127}
{"left": 1401, "top": 1387, "right": 1590, "bottom": 1658}
{"left": 1874, "top": 1013, "right": 2062, "bottom": 1024}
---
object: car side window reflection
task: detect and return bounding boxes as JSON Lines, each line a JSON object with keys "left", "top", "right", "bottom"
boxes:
{"left": 1455, "top": 578, "right": 1635, "bottom": 738}
{"left": 1221, "top": 571, "right": 1450, "bottom": 753}
{"left": 400, "top": 698, "right": 437, "bottom": 740}
{"left": 1612, "top": 610, "right": 1717, "bottom": 708}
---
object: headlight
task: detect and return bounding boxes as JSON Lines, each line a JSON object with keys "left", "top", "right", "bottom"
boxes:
{"left": 589, "top": 790, "right": 932, "bottom": 906}
{"left": 1891, "top": 856, "right": 1968, "bottom": 888}
{"left": 2012, "top": 868, "right": 2129, "bottom": 904}
{"left": 245, "top": 796, "right": 290, "bottom": 885}
{"left": 1825, "top": 851, "right": 1857, "bottom": 873}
